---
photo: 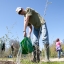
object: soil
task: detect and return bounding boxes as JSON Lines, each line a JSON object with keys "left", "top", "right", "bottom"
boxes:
{"left": 0, "top": 61, "right": 16, "bottom": 64}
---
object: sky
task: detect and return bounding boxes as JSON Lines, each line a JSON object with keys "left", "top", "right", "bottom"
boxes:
{"left": 0, "top": 0, "right": 64, "bottom": 50}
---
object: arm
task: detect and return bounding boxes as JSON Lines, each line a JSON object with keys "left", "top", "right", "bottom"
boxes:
{"left": 28, "top": 24, "right": 32, "bottom": 35}
{"left": 26, "top": 23, "right": 32, "bottom": 38}
{"left": 23, "top": 8, "right": 32, "bottom": 37}
{"left": 24, "top": 16, "right": 30, "bottom": 32}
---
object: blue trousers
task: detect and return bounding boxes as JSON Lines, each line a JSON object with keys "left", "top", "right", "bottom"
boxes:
{"left": 32, "top": 23, "right": 49, "bottom": 46}
{"left": 57, "top": 50, "right": 61, "bottom": 58}
{"left": 32, "top": 23, "right": 49, "bottom": 60}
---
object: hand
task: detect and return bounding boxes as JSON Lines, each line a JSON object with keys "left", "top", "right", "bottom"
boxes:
{"left": 27, "top": 33, "right": 31, "bottom": 38}
{"left": 23, "top": 31, "right": 27, "bottom": 37}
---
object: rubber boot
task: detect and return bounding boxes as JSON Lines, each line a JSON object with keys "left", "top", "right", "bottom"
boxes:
{"left": 37, "top": 46, "right": 40, "bottom": 62}
{"left": 44, "top": 43, "right": 49, "bottom": 62}
{"left": 32, "top": 46, "right": 36, "bottom": 62}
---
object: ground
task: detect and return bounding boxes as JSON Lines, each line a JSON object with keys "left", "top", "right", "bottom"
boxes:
{"left": 42, "top": 58, "right": 64, "bottom": 62}
{"left": 0, "top": 61, "right": 15, "bottom": 64}
{"left": 0, "top": 58, "right": 64, "bottom": 64}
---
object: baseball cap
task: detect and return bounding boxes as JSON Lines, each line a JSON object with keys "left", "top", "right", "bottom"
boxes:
{"left": 16, "top": 7, "right": 22, "bottom": 14}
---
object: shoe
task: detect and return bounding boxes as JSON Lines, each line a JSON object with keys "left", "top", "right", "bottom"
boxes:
{"left": 31, "top": 60, "right": 36, "bottom": 63}
{"left": 44, "top": 59, "right": 50, "bottom": 62}
{"left": 36, "top": 60, "right": 40, "bottom": 63}
{"left": 31, "top": 58, "right": 36, "bottom": 63}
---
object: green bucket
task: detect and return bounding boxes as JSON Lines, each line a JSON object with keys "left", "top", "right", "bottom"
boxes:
{"left": 20, "top": 37, "right": 33, "bottom": 54}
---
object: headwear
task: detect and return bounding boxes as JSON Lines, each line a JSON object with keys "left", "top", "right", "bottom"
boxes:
{"left": 16, "top": 7, "right": 22, "bottom": 14}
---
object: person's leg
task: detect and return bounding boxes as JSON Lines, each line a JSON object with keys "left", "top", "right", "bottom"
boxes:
{"left": 57, "top": 50, "right": 59, "bottom": 58}
{"left": 59, "top": 50, "right": 61, "bottom": 58}
{"left": 41, "top": 23, "right": 49, "bottom": 61}
{"left": 32, "top": 27, "right": 41, "bottom": 62}
{"left": 57, "top": 50, "right": 61, "bottom": 59}
{"left": 44, "top": 43, "right": 49, "bottom": 60}
{"left": 32, "top": 46, "right": 36, "bottom": 62}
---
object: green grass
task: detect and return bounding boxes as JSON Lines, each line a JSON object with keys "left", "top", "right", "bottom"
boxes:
{"left": 0, "top": 58, "right": 64, "bottom": 64}
{"left": 21, "top": 59, "right": 64, "bottom": 64}
{"left": 21, "top": 61, "right": 64, "bottom": 64}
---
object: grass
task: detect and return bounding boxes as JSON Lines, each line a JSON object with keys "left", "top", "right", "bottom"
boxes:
{"left": 21, "top": 61, "right": 64, "bottom": 64}
{"left": 0, "top": 58, "right": 64, "bottom": 64}
{"left": 20, "top": 59, "right": 64, "bottom": 64}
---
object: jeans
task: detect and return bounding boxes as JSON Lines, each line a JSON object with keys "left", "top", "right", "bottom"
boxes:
{"left": 57, "top": 50, "right": 61, "bottom": 58}
{"left": 32, "top": 22, "right": 49, "bottom": 60}
{"left": 32, "top": 22, "right": 49, "bottom": 46}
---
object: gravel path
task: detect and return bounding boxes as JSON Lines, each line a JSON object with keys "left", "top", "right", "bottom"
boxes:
{"left": 41, "top": 58, "right": 64, "bottom": 62}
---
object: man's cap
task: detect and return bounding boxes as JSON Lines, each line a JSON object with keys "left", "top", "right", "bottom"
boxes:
{"left": 16, "top": 7, "right": 22, "bottom": 14}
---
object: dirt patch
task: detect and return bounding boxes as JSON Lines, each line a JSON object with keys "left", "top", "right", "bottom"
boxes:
{"left": 0, "top": 61, "right": 16, "bottom": 64}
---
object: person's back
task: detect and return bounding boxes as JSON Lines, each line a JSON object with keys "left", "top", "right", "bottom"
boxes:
{"left": 25, "top": 7, "right": 45, "bottom": 28}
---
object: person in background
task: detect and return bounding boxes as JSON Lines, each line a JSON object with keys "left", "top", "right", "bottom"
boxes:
{"left": 16, "top": 7, "right": 49, "bottom": 62}
{"left": 1, "top": 42, "right": 5, "bottom": 51}
{"left": 11, "top": 43, "right": 14, "bottom": 56}
{"left": 56, "top": 38, "right": 61, "bottom": 59}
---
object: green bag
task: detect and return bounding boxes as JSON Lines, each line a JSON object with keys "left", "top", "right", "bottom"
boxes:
{"left": 20, "top": 37, "right": 33, "bottom": 54}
